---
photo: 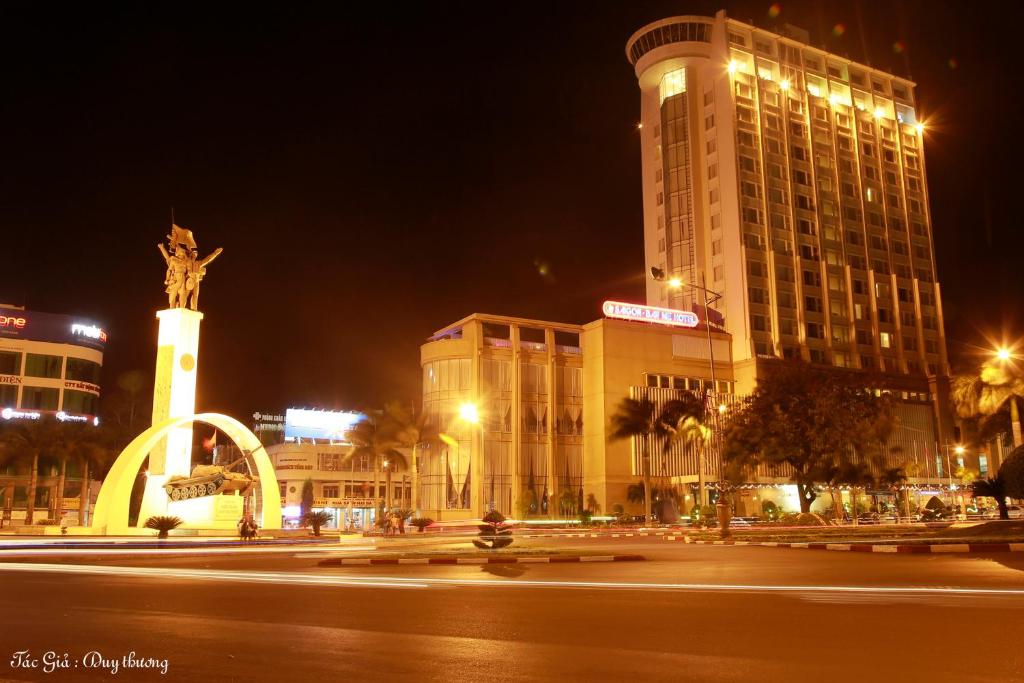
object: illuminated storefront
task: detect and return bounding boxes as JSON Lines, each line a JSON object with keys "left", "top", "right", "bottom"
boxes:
{"left": 267, "top": 408, "right": 410, "bottom": 530}
{"left": 0, "top": 304, "right": 106, "bottom": 425}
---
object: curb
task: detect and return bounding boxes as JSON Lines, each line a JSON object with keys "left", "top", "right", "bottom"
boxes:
{"left": 320, "top": 554, "right": 644, "bottom": 566}
{"left": 518, "top": 531, "right": 672, "bottom": 539}
{"left": 663, "top": 536, "right": 1024, "bottom": 553}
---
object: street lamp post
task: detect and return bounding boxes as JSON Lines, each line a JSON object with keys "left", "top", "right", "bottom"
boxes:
{"left": 654, "top": 268, "right": 723, "bottom": 509}
{"left": 994, "top": 348, "right": 1022, "bottom": 448}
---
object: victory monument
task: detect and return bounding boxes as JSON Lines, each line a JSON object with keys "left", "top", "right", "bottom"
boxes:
{"left": 91, "top": 226, "right": 281, "bottom": 535}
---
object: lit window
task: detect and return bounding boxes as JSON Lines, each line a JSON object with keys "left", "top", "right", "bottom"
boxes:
{"left": 880, "top": 332, "right": 892, "bottom": 348}
{"left": 659, "top": 68, "right": 686, "bottom": 104}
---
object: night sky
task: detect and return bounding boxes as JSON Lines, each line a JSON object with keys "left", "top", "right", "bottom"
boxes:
{"left": 1, "top": 1, "right": 1020, "bottom": 419}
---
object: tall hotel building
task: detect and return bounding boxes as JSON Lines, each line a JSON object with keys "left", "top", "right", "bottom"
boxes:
{"left": 627, "top": 11, "right": 950, "bottom": 403}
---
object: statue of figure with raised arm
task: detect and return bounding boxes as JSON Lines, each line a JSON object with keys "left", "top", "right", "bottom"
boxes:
{"left": 157, "top": 224, "right": 223, "bottom": 311}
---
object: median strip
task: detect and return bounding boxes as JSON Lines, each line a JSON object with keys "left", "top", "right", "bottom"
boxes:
{"left": 663, "top": 537, "right": 1024, "bottom": 554}
{"left": 319, "top": 554, "right": 645, "bottom": 566}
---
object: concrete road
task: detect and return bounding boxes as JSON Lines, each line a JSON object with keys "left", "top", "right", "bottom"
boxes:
{"left": 1, "top": 541, "right": 1023, "bottom": 682}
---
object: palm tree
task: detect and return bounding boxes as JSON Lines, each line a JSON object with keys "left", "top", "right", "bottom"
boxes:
{"left": 660, "top": 392, "right": 714, "bottom": 511}
{"left": 345, "top": 415, "right": 405, "bottom": 514}
{"left": 972, "top": 476, "right": 1010, "bottom": 520}
{"left": 385, "top": 401, "right": 449, "bottom": 515}
{"left": 0, "top": 417, "right": 68, "bottom": 524}
{"left": 879, "top": 466, "right": 909, "bottom": 521}
{"left": 144, "top": 515, "right": 183, "bottom": 539}
{"left": 302, "top": 510, "right": 333, "bottom": 536}
{"left": 953, "top": 359, "right": 1024, "bottom": 448}
{"left": 609, "top": 397, "right": 659, "bottom": 524}
{"left": 586, "top": 493, "right": 600, "bottom": 515}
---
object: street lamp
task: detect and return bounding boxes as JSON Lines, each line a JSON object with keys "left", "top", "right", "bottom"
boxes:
{"left": 993, "top": 347, "right": 1022, "bottom": 447}
{"left": 458, "top": 402, "right": 479, "bottom": 424}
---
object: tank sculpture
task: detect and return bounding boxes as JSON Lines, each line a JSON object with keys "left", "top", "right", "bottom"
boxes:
{"left": 163, "top": 457, "right": 256, "bottom": 501}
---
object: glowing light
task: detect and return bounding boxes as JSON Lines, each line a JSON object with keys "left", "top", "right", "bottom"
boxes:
{"left": 828, "top": 93, "right": 839, "bottom": 107}
{"left": 727, "top": 60, "right": 737, "bottom": 75}
{"left": 459, "top": 402, "right": 480, "bottom": 424}
{"left": 667, "top": 277, "right": 683, "bottom": 289}
{"left": 779, "top": 78, "right": 790, "bottom": 91}
{"left": 915, "top": 122, "right": 924, "bottom": 134}
{"left": 636, "top": 122, "right": 643, "bottom": 130}
{"left": 718, "top": 404, "right": 727, "bottom": 414}
{"left": 954, "top": 445, "right": 966, "bottom": 456}
{"left": 997, "top": 348, "right": 1012, "bottom": 361}
{"left": 873, "top": 107, "right": 884, "bottom": 119}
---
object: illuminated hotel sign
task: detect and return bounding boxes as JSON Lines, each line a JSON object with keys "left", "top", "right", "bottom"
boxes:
{"left": 1, "top": 408, "right": 99, "bottom": 425}
{"left": 602, "top": 301, "right": 699, "bottom": 328}
{"left": 0, "top": 306, "right": 107, "bottom": 350}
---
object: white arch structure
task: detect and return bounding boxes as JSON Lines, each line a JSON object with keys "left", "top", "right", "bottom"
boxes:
{"left": 92, "top": 412, "right": 281, "bottom": 535}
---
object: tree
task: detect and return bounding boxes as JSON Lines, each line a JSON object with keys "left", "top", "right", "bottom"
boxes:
{"left": 609, "top": 398, "right": 659, "bottom": 524}
{"left": 972, "top": 476, "right": 1010, "bottom": 520}
{"left": 345, "top": 416, "right": 405, "bottom": 512}
{"left": 385, "top": 401, "right": 449, "bottom": 515}
{"left": 302, "top": 510, "right": 333, "bottom": 536}
{"left": 722, "top": 361, "right": 894, "bottom": 513}
{"left": 953, "top": 358, "right": 1024, "bottom": 448}
{"left": 1001, "top": 447, "right": 1024, "bottom": 499}
{"left": 660, "top": 391, "right": 715, "bottom": 509}
{"left": 0, "top": 417, "right": 70, "bottom": 524}
{"left": 608, "top": 397, "right": 684, "bottom": 524}
{"left": 586, "top": 493, "right": 600, "bottom": 515}
{"left": 143, "top": 515, "right": 182, "bottom": 539}
{"left": 300, "top": 478, "right": 314, "bottom": 518}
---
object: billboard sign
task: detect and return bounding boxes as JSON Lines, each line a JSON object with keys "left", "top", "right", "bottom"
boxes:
{"left": 284, "top": 408, "right": 365, "bottom": 442}
{"left": 0, "top": 306, "right": 107, "bottom": 350}
{"left": 602, "top": 301, "right": 699, "bottom": 328}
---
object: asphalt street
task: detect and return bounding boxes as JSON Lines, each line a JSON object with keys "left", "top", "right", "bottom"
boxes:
{"left": 1, "top": 537, "right": 1022, "bottom": 682}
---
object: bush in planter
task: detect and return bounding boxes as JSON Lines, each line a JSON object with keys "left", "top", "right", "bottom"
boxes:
{"left": 301, "top": 510, "right": 333, "bottom": 536}
{"left": 143, "top": 515, "right": 183, "bottom": 539}
{"left": 410, "top": 517, "right": 434, "bottom": 533}
{"left": 473, "top": 510, "right": 513, "bottom": 549}
{"left": 760, "top": 500, "right": 779, "bottom": 521}
{"left": 578, "top": 509, "right": 593, "bottom": 526}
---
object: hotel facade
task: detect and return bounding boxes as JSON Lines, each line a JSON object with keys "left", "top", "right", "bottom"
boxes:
{"left": 413, "top": 12, "right": 984, "bottom": 522}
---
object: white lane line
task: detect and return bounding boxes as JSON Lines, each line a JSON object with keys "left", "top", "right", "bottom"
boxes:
{"left": 0, "top": 545, "right": 375, "bottom": 558}
{"left": 1, "top": 562, "right": 1023, "bottom": 599}
{"left": 0, "top": 562, "right": 427, "bottom": 589}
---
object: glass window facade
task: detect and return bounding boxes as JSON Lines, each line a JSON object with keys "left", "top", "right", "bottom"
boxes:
{"left": 0, "top": 385, "right": 16, "bottom": 408}
{"left": 62, "top": 389, "right": 98, "bottom": 415}
{"left": 65, "top": 358, "right": 101, "bottom": 384}
{"left": 0, "top": 351, "right": 21, "bottom": 375}
{"left": 23, "top": 354, "right": 63, "bottom": 379}
{"left": 21, "top": 386, "right": 59, "bottom": 411}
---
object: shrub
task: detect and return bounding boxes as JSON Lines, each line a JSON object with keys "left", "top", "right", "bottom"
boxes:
{"left": 473, "top": 510, "right": 513, "bottom": 550}
{"left": 301, "top": 510, "right": 333, "bottom": 536}
{"left": 578, "top": 509, "right": 593, "bottom": 525}
{"left": 761, "top": 501, "right": 779, "bottom": 521}
{"left": 143, "top": 515, "right": 183, "bottom": 539}
{"left": 410, "top": 517, "right": 434, "bottom": 533}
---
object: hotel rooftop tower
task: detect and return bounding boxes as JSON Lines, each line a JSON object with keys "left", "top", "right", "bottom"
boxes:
{"left": 626, "top": 10, "right": 949, "bottom": 394}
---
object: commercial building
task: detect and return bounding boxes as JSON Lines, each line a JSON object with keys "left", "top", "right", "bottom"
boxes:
{"left": 266, "top": 408, "right": 410, "bottom": 529}
{"left": 420, "top": 309, "right": 735, "bottom": 520}
{"left": 0, "top": 304, "right": 106, "bottom": 423}
{"left": 0, "top": 304, "right": 107, "bottom": 525}
{"left": 626, "top": 12, "right": 950, "bottom": 407}
{"left": 421, "top": 307, "right": 983, "bottom": 520}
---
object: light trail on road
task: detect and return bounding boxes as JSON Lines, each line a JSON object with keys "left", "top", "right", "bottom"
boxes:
{"left": 2, "top": 561, "right": 1024, "bottom": 600}
{"left": 0, "top": 544, "right": 376, "bottom": 557}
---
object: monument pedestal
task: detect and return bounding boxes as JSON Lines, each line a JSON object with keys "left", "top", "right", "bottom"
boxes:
{"left": 168, "top": 493, "right": 244, "bottom": 531}
{"left": 138, "top": 308, "right": 203, "bottom": 525}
